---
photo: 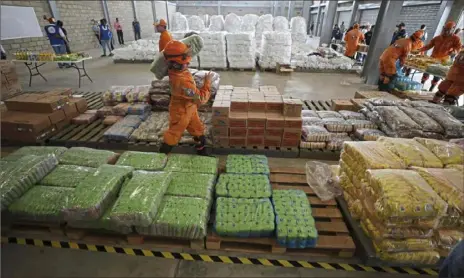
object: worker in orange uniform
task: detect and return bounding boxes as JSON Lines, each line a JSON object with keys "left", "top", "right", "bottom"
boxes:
{"left": 378, "top": 30, "right": 425, "bottom": 92}
{"left": 160, "top": 40, "right": 212, "bottom": 155}
{"left": 432, "top": 49, "right": 464, "bottom": 105}
{"left": 154, "top": 19, "right": 172, "bottom": 52}
{"left": 404, "top": 30, "right": 426, "bottom": 76}
{"left": 344, "top": 24, "right": 365, "bottom": 59}
{"left": 416, "top": 21, "right": 462, "bottom": 91}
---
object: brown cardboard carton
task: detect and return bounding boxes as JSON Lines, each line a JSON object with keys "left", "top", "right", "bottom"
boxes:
{"left": 2, "top": 127, "right": 56, "bottom": 142}
{"left": 266, "top": 113, "right": 285, "bottom": 129}
{"left": 55, "top": 119, "right": 70, "bottom": 131}
{"left": 331, "top": 99, "right": 356, "bottom": 111}
{"left": 283, "top": 128, "right": 302, "bottom": 141}
{"left": 285, "top": 116, "right": 303, "bottom": 129}
{"left": 247, "top": 112, "right": 266, "bottom": 128}
{"left": 281, "top": 138, "right": 300, "bottom": 147}
{"left": 72, "top": 113, "right": 97, "bottom": 125}
{"left": 248, "top": 99, "right": 266, "bottom": 112}
{"left": 212, "top": 101, "right": 230, "bottom": 117}
{"left": 103, "top": 116, "right": 124, "bottom": 126}
{"left": 229, "top": 137, "right": 246, "bottom": 146}
{"left": 48, "top": 109, "right": 66, "bottom": 124}
{"left": 247, "top": 128, "right": 265, "bottom": 137}
{"left": 266, "top": 128, "right": 283, "bottom": 137}
{"left": 247, "top": 136, "right": 264, "bottom": 146}
{"left": 5, "top": 93, "right": 69, "bottom": 113}
{"left": 229, "top": 112, "right": 247, "bottom": 128}
{"left": 212, "top": 116, "right": 229, "bottom": 126}
{"left": 264, "top": 137, "right": 281, "bottom": 147}
{"left": 46, "top": 88, "right": 73, "bottom": 97}
{"left": 350, "top": 98, "right": 367, "bottom": 110}
{"left": 212, "top": 136, "right": 229, "bottom": 147}
{"left": 69, "top": 97, "right": 88, "bottom": 113}
{"left": 283, "top": 99, "right": 303, "bottom": 117}
{"left": 212, "top": 126, "right": 229, "bottom": 137}
{"left": 230, "top": 99, "right": 248, "bottom": 112}
{"left": 229, "top": 127, "right": 247, "bottom": 137}
{"left": 1, "top": 111, "right": 52, "bottom": 134}
{"left": 259, "top": 85, "right": 278, "bottom": 92}
{"left": 265, "top": 97, "right": 283, "bottom": 112}
{"left": 62, "top": 103, "right": 79, "bottom": 120}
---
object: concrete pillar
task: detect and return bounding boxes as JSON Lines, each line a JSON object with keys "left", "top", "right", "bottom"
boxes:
{"left": 348, "top": 0, "right": 359, "bottom": 28}
{"left": 132, "top": 1, "right": 138, "bottom": 20}
{"left": 47, "top": 0, "right": 60, "bottom": 19}
{"left": 165, "top": 1, "right": 170, "bottom": 27}
{"left": 101, "top": 0, "right": 111, "bottom": 23}
{"left": 303, "top": 0, "right": 311, "bottom": 33}
{"left": 362, "top": 0, "right": 404, "bottom": 85}
{"left": 218, "top": 0, "right": 221, "bottom": 15}
{"left": 318, "top": 10, "right": 324, "bottom": 36}
{"left": 315, "top": 4, "right": 322, "bottom": 36}
{"left": 152, "top": 0, "right": 157, "bottom": 23}
{"left": 287, "top": 1, "right": 293, "bottom": 20}
{"left": 320, "top": 0, "right": 337, "bottom": 45}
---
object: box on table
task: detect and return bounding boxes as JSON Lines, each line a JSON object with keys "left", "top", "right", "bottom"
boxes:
{"left": 230, "top": 99, "right": 248, "bottom": 112}
{"left": 283, "top": 128, "right": 302, "bottom": 141}
{"left": 212, "top": 101, "right": 230, "bottom": 117}
{"left": 212, "top": 116, "right": 229, "bottom": 126}
{"left": 281, "top": 138, "right": 300, "bottom": 148}
{"left": 283, "top": 98, "right": 303, "bottom": 117}
{"left": 247, "top": 112, "right": 266, "bottom": 128}
{"left": 229, "top": 112, "right": 247, "bottom": 128}
{"left": 331, "top": 99, "right": 356, "bottom": 111}
{"left": 5, "top": 93, "right": 69, "bottom": 113}
{"left": 247, "top": 128, "right": 265, "bottom": 137}
{"left": 266, "top": 128, "right": 283, "bottom": 138}
{"left": 212, "top": 126, "right": 229, "bottom": 137}
{"left": 264, "top": 137, "right": 281, "bottom": 147}
{"left": 229, "top": 127, "right": 247, "bottom": 137}
{"left": 265, "top": 96, "right": 283, "bottom": 112}
{"left": 212, "top": 136, "right": 229, "bottom": 147}
{"left": 266, "top": 113, "right": 285, "bottom": 129}
{"left": 68, "top": 97, "right": 88, "bottom": 113}
{"left": 247, "top": 136, "right": 264, "bottom": 146}
{"left": 248, "top": 99, "right": 266, "bottom": 112}
{"left": 284, "top": 116, "right": 302, "bottom": 129}
{"left": 229, "top": 137, "right": 246, "bottom": 147}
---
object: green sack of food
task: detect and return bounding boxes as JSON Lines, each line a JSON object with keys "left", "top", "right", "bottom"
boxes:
{"left": 41, "top": 165, "right": 96, "bottom": 187}
{"left": 165, "top": 154, "right": 218, "bottom": 174}
{"left": 216, "top": 173, "right": 271, "bottom": 198}
{"left": 226, "top": 155, "right": 270, "bottom": 175}
{"left": 116, "top": 151, "right": 167, "bottom": 171}
{"left": 2, "top": 146, "right": 67, "bottom": 161}
{"left": 8, "top": 186, "right": 73, "bottom": 222}
{"left": 165, "top": 172, "right": 215, "bottom": 200}
{"left": 59, "top": 147, "right": 118, "bottom": 168}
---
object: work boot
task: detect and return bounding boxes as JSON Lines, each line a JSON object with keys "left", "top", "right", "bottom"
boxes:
{"left": 430, "top": 91, "right": 445, "bottom": 104}
{"left": 159, "top": 143, "right": 174, "bottom": 154}
{"left": 443, "top": 95, "right": 458, "bottom": 106}
{"left": 194, "top": 135, "right": 208, "bottom": 156}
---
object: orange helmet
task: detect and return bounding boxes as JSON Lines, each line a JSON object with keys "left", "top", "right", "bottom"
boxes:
{"left": 154, "top": 19, "right": 167, "bottom": 27}
{"left": 353, "top": 23, "right": 359, "bottom": 29}
{"left": 444, "top": 21, "right": 456, "bottom": 30}
{"left": 412, "top": 30, "right": 424, "bottom": 40}
{"left": 163, "top": 40, "right": 191, "bottom": 64}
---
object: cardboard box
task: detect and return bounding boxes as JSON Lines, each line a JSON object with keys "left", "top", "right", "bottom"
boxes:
{"left": 212, "top": 126, "right": 229, "bottom": 137}
{"left": 247, "top": 136, "right": 264, "bottom": 146}
{"left": 259, "top": 85, "right": 278, "bottom": 92}
{"left": 48, "top": 109, "right": 66, "bottom": 124}
{"left": 46, "top": 88, "right": 73, "bottom": 97}
{"left": 354, "top": 90, "right": 400, "bottom": 100}
{"left": 63, "top": 103, "right": 79, "bottom": 120}
{"left": 212, "top": 136, "right": 229, "bottom": 147}
{"left": 283, "top": 128, "right": 302, "bottom": 141}
{"left": 331, "top": 99, "right": 356, "bottom": 111}
{"left": 229, "top": 137, "right": 246, "bottom": 146}
{"left": 283, "top": 99, "right": 303, "bottom": 117}
{"left": 212, "top": 116, "right": 229, "bottom": 126}
{"left": 266, "top": 128, "right": 283, "bottom": 137}
{"left": 103, "top": 115, "right": 123, "bottom": 126}
{"left": 229, "top": 127, "right": 247, "bottom": 137}
{"left": 72, "top": 113, "right": 97, "bottom": 125}
{"left": 5, "top": 93, "right": 69, "bottom": 113}
{"left": 285, "top": 116, "right": 303, "bottom": 129}
{"left": 266, "top": 113, "right": 285, "bottom": 129}
{"left": 350, "top": 98, "right": 367, "bottom": 110}
{"left": 2, "top": 126, "right": 56, "bottom": 143}
{"left": 55, "top": 119, "right": 70, "bottom": 130}
{"left": 264, "top": 137, "right": 281, "bottom": 147}
{"left": 265, "top": 97, "right": 283, "bottom": 112}
{"left": 248, "top": 99, "right": 266, "bottom": 112}
{"left": 247, "top": 128, "right": 265, "bottom": 137}
{"left": 247, "top": 112, "right": 266, "bottom": 128}
{"left": 69, "top": 97, "right": 88, "bottom": 113}
{"left": 281, "top": 138, "right": 300, "bottom": 147}
{"left": 1, "top": 111, "right": 52, "bottom": 135}
{"left": 229, "top": 112, "right": 247, "bottom": 128}
{"left": 212, "top": 101, "right": 230, "bottom": 117}
{"left": 230, "top": 99, "right": 249, "bottom": 112}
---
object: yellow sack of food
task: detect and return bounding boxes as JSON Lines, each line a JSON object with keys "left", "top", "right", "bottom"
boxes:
{"left": 414, "top": 137, "right": 464, "bottom": 165}
{"left": 435, "top": 229, "right": 464, "bottom": 250}
{"left": 366, "top": 169, "right": 448, "bottom": 220}
{"left": 378, "top": 137, "right": 443, "bottom": 168}
{"left": 361, "top": 217, "right": 434, "bottom": 240}
{"left": 438, "top": 216, "right": 464, "bottom": 229}
{"left": 373, "top": 238, "right": 435, "bottom": 253}
{"left": 344, "top": 141, "right": 406, "bottom": 171}
{"left": 343, "top": 191, "right": 362, "bottom": 220}
{"left": 379, "top": 251, "right": 440, "bottom": 265}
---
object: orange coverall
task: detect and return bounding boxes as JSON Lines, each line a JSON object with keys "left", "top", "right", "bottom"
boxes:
{"left": 438, "top": 50, "right": 464, "bottom": 98}
{"left": 379, "top": 38, "right": 413, "bottom": 77}
{"left": 159, "top": 30, "right": 173, "bottom": 52}
{"left": 163, "top": 69, "right": 211, "bottom": 146}
{"left": 344, "top": 28, "right": 365, "bottom": 57}
{"left": 419, "top": 34, "right": 462, "bottom": 62}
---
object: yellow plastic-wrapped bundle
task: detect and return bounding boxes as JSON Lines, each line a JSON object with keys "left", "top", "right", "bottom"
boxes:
{"left": 373, "top": 238, "right": 435, "bottom": 253}
{"left": 377, "top": 137, "right": 443, "bottom": 168}
{"left": 343, "top": 191, "right": 363, "bottom": 219}
{"left": 366, "top": 169, "right": 448, "bottom": 220}
{"left": 379, "top": 251, "right": 440, "bottom": 265}
{"left": 414, "top": 138, "right": 464, "bottom": 165}
{"left": 361, "top": 217, "right": 434, "bottom": 240}
{"left": 435, "top": 229, "right": 464, "bottom": 251}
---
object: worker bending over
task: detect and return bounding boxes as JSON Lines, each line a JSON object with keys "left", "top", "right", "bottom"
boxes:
{"left": 416, "top": 21, "right": 462, "bottom": 91}
{"left": 378, "top": 30, "right": 424, "bottom": 92}
{"left": 155, "top": 19, "right": 172, "bottom": 52}
{"left": 344, "top": 24, "right": 365, "bottom": 59}
{"left": 432, "top": 49, "right": 464, "bottom": 105}
{"left": 160, "top": 40, "right": 212, "bottom": 155}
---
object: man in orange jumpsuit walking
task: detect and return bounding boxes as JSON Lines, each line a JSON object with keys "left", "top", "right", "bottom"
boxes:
{"left": 378, "top": 30, "right": 424, "bottom": 92}
{"left": 344, "top": 24, "right": 365, "bottom": 59}
{"left": 160, "top": 40, "right": 212, "bottom": 155}
{"left": 416, "top": 21, "right": 462, "bottom": 91}
{"left": 154, "top": 19, "right": 172, "bottom": 52}
{"left": 432, "top": 49, "right": 464, "bottom": 105}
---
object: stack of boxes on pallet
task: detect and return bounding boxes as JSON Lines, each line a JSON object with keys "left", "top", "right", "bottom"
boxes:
{"left": 1, "top": 89, "right": 88, "bottom": 142}
{"left": 212, "top": 85, "right": 303, "bottom": 148}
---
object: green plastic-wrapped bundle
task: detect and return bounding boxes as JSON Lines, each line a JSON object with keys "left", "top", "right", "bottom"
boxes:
{"left": 215, "top": 197, "right": 275, "bottom": 237}
{"left": 165, "top": 154, "right": 218, "bottom": 174}
{"left": 226, "top": 155, "right": 270, "bottom": 175}
{"left": 273, "top": 190, "right": 317, "bottom": 248}
{"left": 41, "top": 165, "right": 96, "bottom": 187}
{"left": 1, "top": 155, "right": 59, "bottom": 211}
{"left": 216, "top": 174, "right": 271, "bottom": 198}
{"left": 116, "top": 151, "right": 167, "bottom": 171}
{"left": 108, "top": 171, "right": 171, "bottom": 227}
{"left": 62, "top": 165, "right": 133, "bottom": 221}
{"left": 59, "top": 147, "right": 118, "bottom": 168}
{"left": 2, "top": 146, "right": 67, "bottom": 161}
{"left": 136, "top": 196, "right": 210, "bottom": 239}
{"left": 165, "top": 172, "right": 216, "bottom": 200}
{"left": 8, "top": 186, "right": 73, "bottom": 222}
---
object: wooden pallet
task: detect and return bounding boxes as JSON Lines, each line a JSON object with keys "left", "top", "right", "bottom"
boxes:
{"left": 213, "top": 145, "right": 299, "bottom": 158}
{"left": 206, "top": 167, "right": 356, "bottom": 257}
{"left": 299, "top": 148, "right": 341, "bottom": 160}
{"left": 128, "top": 141, "right": 160, "bottom": 152}
{"left": 2, "top": 220, "right": 65, "bottom": 237}
{"left": 72, "top": 91, "right": 104, "bottom": 110}
{"left": 47, "top": 119, "right": 113, "bottom": 148}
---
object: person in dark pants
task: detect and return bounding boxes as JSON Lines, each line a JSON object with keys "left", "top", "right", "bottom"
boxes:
{"left": 56, "top": 20, "right": 71, "bottom": 54}
{"left": 1, "top": 44, "right": 6, "bottom": 60}
{"left": 391, "top": 22, "right": 407, "bottom": 45}
{"left": 439, "top": 240, "right": 464, "bottom": 278}
{"left": 364, "top": 25, "right": 374, "bottom": 46}
{"left": 132, "top": 18, "right": 141, "bottom": 40}
{"left": 114, "top": 17, "right": 124, "bottom": 45}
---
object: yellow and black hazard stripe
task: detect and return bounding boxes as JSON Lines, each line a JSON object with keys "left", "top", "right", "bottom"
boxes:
{"left": 1, "top": 237, "right": 439, "bottom": 276}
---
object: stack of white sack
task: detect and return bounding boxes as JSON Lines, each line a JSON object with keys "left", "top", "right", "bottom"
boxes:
{"left": 188, "top": 15, "right": 206, "bottom": 31}
{"left": 273, "top": 16, "right": 289, "bottom": 31}
{"left": 226, "top": 32, "right": 256, "bottom": 69}
{"left": 224, "top": 13, "right": 241, "bottom": 33}
{"left": 258, "top": 31, "right": 291, "bottom": 69}
{"left": 171, "top": 12, "right": 189, "bottom": 31}
{"left": 113, "top": 38, "right": 159, "bottom": 61}
{"left": 255, "top": 14, "right": 273, "bottom": 53}
{"left": 208, "top": 15, "right": 224, "bottom": 31}
{"left": 240, "top": 14, "right": 259, "bottom": 32}
{"left": 291, "top": 42, "right": 317, "bottom": 59}
{"left": 291, "top": 55, "right": 354, "bottom": 70}
{"left": 199, "top": 31, "right": 227, "bottom": 69}
{"left": 290, "top": 16, "right": 307, "bottom": 43}
{"left": 201, "top": 14, "right": 209, "bottom": 27}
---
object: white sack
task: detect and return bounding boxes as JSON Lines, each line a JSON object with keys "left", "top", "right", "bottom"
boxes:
{"left": 198, "top": 31, "right": 227, "bottom": 69}
{"left": 209, "top": 15, "right": 224, "bottom": 31}
{"left": 273, "top": 16, "right": 289, "bottom": 31}
{"left": 226, "top": 32, "right": 256, "bottom": 69}
{"left": 290, "top": 16, "right": 307, "bottom": 43}
{"left": 224, "top": 13, "right": 242, "bottom": 33}
{"left": 258, "top": 31, "right": 292, "bottom": 69}
{"left": 188, "top": 15, "right": 205, "bottom": 31}
{"left": 171, "top": 12, "right": 189, "bottom": 31}
{"left": 240, "top": 14, "right": 259, "bottom": 32}
{"left": 255, "top": 14, "right": 273, "bottom": 55}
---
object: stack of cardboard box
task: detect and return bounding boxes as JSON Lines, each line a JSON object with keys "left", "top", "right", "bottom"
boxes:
{"left": 211, "top": 85, "right": 303, "bottom": 148}
{"left": 1, "top": 88, "right": 88, "bottom": 142}
{"left": 1, "top": 61, "right": 22, "bottom": 101}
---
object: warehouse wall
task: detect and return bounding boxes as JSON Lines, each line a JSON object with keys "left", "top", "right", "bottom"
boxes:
{"left": 136, "top": 1, "right": 155, "bottom": 39}
{"left": 178, "top": 6, "right": 217, "bottom": 17}
{"left": 359, "top": 8, "right": 379, "bottom": 26}
{"left": 0, "top": 0, "right": 53, "bottom": 54}
{"left": 337, "top": 10, "right": 351, "bottom": 25}
{"left": 222, "top": 7, "right": 271, "bottom": 16}
{"left": 56, "top": 1, "right": 105, "bottom": 51}
{"left": 397, "top": 4, "right": 441, "bottom": 36}
{"left": 107, "top": 1, "right": 136, "bottom": 42}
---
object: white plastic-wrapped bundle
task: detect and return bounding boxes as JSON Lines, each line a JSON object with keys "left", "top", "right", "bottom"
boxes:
{"left": 209, "top": 15, "right": 224, "bottom": 31}
{"left": 113, "top": 39, "right": 159, "bottom": 61}
{"left": 199, "top": 31, "right": 227, "bottom": 69}
{"left": 224, "top": 13, "right": 242, "bottom": 33}
{"left": 226, "top": 32, "right": 256, "bottom": 69}
{"left": 290, "top": 16, "right": 307, "bottom": 43}
{"left": 255, "top": 14, "right": 273, "bottom": 56}
{"left": 258, "top": 31, "right": 291, "bottom": 69}
{"left": 171, "top": 12, "right": 189, "bottom": 31}
{"left": 273, "top": 16, "right": 289, "bottom": 31}
{"left": 240, "top": 14, "right": 259, "bottom": 32}
{"left": 291, "top": 42, "right": 317, "bottom": 58}
{"left": 291, "top": 54, "right": 354, "bottom": 70}
{"left": 188, "top": 15, "right": 205, "bottom": 31}
{"left": 201, "top": 14, "right": 209, "bottom": 27}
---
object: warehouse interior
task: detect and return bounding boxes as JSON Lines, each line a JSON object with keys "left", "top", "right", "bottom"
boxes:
{"left": 1, "top": 0, "right": 464, "bottom": 277}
